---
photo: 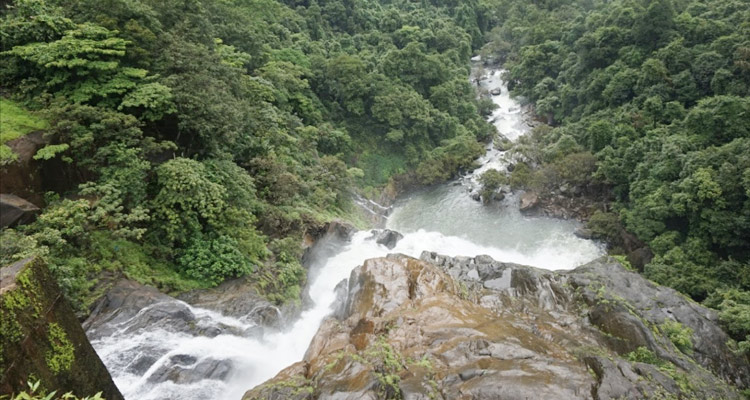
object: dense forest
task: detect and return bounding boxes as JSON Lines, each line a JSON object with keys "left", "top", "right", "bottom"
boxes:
{"left": 483, "top": 0, "right": 750, "bottom": 353}
{"left": 0, "top": 0, "right": 494, "bottom": 310}
{"left": 1, "top": 0, "right": 749, "bottom": 366}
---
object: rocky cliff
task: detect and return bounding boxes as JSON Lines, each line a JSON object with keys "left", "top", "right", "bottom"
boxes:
{"left": 0, "top": 258, "right": 123, "bottom": 399}
{"left": 245, "top": 253, "right": 749, "bottom": 399}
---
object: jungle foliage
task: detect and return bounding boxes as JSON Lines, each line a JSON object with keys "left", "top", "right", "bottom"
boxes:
{"left": 481, "top": 0, "right": 750, "bottom": 351}
{"left": 0, "top": 0, "right": 493, "bottom": 309}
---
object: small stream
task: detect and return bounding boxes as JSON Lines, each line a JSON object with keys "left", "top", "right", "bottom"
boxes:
{"left": 88, "top": 64, "right": 604, "bottom": 400}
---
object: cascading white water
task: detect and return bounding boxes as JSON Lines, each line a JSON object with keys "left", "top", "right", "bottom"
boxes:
{"left": 89, "top": 65, "right": 604, "bottom": 400}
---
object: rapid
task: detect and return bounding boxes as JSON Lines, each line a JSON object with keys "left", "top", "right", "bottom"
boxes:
{"left": 87, "top": 64, "right": 604, "bottom": 399}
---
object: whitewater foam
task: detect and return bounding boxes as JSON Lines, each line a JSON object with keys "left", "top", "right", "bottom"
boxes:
{"left": 89, "top": 65, "right": 604, "bottom": 400}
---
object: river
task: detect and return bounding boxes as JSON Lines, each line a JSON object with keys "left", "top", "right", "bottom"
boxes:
{"left": 87, "top": 65, "right": 604, "bottom": 400}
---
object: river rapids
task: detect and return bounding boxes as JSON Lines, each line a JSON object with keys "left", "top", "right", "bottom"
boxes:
{"left": 87, "top": 65, "right": 604, "bottom": 399}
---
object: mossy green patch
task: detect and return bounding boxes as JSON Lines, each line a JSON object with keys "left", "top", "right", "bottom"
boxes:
{"left": 0, "top": 98, "right": 48, "bottom": 164}
{"left": 364, "top": 336, "right": 406, "bottom": 400}
{"left": 45, "top": 323, "right": 74, "bottom": 374}
{"left": 626, "top": 346, "right": 664, "bottom": 366}
{"left": 611, "top": 255, "right": 634, "bottom": 271}
{"left": 660, "top": 320, "right": 694, "bottom": 355}
{"left": 1, "top": 261, "right": 46, "bottom": 359}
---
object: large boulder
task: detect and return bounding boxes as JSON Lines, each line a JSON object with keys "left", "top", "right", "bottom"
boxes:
{"left": 0, "top": 193, "right": 40, "bottom": 228}
{"left": 368, "top": 229, "right": 404, "bottom": 250}
{"left": 1, "top": 258, "right": 123, "bottom": 399}
{"left": 245, "top": 254, "right": 748, "bottom": 400}
{"left": 519, "top": 191, "right": 539, "bottom": 211}
{"left": 0, "top": 131, "right": 46, "bottom": 204}
{"left": 178, "top": 277, "right": 282, "bottom": 327}
{"left": 147, "top": 356, "right": 233, "bottom": 384}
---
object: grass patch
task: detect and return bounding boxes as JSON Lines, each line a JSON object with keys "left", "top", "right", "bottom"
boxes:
{"left": 358, "top": 151, "right": 407, "bottom": 187}
{"left": 89, "top": 232, "right": 211, "bottom": 294}
{"left": 0, "top": 98, "right": 48, "bottom": 164}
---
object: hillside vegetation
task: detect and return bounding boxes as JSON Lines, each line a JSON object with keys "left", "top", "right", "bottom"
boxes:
{"left": 481, "top": 0, "right": 750, "bottom": 353}
{"left": 0, "top": 0, "right": 493, "bottom": 310}
{"left": 2, "top": 0, "right": 748, "bottom": 360}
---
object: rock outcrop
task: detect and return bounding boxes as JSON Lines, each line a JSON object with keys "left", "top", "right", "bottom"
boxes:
{"left": 83, "top": 277, "right": 284, "bottom": 385}
{"left": 245, "top": 254, "right": 748, "bottom": 400}
{"left": 0, "top": 258, "right": 123, "bottom": 399}
{"left": 369, "top": 229, "right": 404, "bottom": 250}
{"left": 518, "top": 191, "right": 538, "bottom": 211}
{"left": 0, "top": 193, "right": 40, "bottom": 228}
{"left": 0, "top": 131, "right": 46, "bottom": 204}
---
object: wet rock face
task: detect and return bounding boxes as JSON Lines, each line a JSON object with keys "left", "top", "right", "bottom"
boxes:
{"left": 519, "top": 191, "right": 538, "bottom": 211}
{"left": 178, "top": 277, "right": 282, "bottom": 327}
{"left": 84, "top": 278, "right": 282, "bottom": 389}
{"left": 246, "top": 254, "right": 748, "bottom": 400}
{"left": 147, "top": 356, "right": 232, "bottom": 384}
{"left": 368, "top": 229, "right": 404, "bottom": 250}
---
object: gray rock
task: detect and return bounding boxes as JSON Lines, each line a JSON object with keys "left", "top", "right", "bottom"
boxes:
{"left": 519, "top": 191, "right": 539, "bottom": 211}
{"left": 0, "top": 193, "right": 40, "bottom": 228}
{"left": 178, "top": 277, "right": 282, "bottom": 327}
{"left": 331, "top": 278, "right": 350, "bottom": 320}
{"left": 124, "top": 352, "right": 159, "bottom": 376}
{"left": 574, "top": 227, "right": 593, "bottom": 239}
{"left": 459, "top": 368, "right": 485, "bottom": 381}
{"left": 147, "top": 357, "right": 232, "bottom": 384}
{"left": 84, "top": 280, "right": 182, "bottom": 339}
{"left": 371, "top": 229, "right": 404, "bottom": 249}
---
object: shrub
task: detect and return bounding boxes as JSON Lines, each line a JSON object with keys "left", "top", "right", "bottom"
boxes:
{"left": 660, "top": 320, "right": 693, "bottom": 355}
{"left": 705, "top": 289, "right": 750, "bottom": 354}
{"left": 627, "top": 346, "right": 663, "bottom": 366}
{"left": 479, "top": 169, "right": 508, "bottom": 201}
{"left": 177, "top": 235, "right": 254, "bottom": 285}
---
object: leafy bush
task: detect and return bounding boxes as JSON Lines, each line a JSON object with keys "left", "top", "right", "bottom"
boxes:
{"left": 0, "top": 380, "right": 103, "bottom": 400}
{"left": 259, "top": 237, "right": 307, "bottom": 305}
{"left": 660, "top": 320, "right": 694, "bottom": 355}
{"left": 705, "top": 289, "right": 750, "bottom": 354}
{"left": 627, "top": 346, "right": 664, "bottom": 366}
{"left": 177, "top": 235, "right": 254, "bottom": 285}
{"left": 479, "top": 169, "right": 508, "bottom": 201}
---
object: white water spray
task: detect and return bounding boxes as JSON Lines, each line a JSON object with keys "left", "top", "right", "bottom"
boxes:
{"left": 89, "top": 65, "right": 604, "bottom": 400}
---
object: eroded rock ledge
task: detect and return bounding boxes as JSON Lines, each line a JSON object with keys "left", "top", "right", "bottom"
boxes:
{"left": 245, "top": 253, "right": 749, "bottom": 400}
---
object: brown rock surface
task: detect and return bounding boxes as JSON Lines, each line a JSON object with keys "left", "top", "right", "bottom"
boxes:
{"left": 518, "top": 191, "right": 538, "bottom": 211}
{"left": 245, "top": 254, "right": 748, "bottom": 400}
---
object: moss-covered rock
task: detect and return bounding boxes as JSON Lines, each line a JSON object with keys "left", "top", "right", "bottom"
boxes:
{"left": 0, "top": 257, "right": 122, "bottom": 399}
